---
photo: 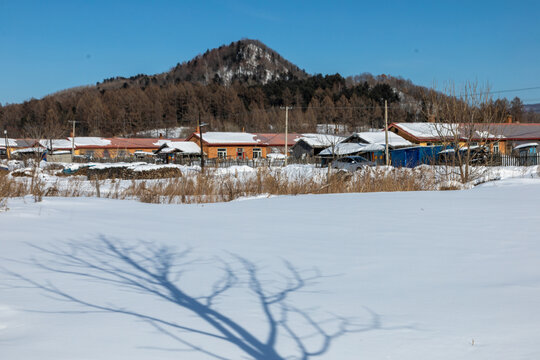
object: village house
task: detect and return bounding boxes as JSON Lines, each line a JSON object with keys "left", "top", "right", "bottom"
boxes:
{"left": 291, "top": 134, "right": 345, "bottom": 159}
{"left": 254, "top": 133, "right": 303, "bottom": 155}
{"left": 186, "top": 131, "right": 267, "bottom": 160}
{"left": 315, "top": 131, "right": 411, "bottom": 164}
{"left": 0, "top": 138, "right": 26, "bottom": 158}
{"left": 154, "top": 141, "right": 202, "bottom": 163}
{"left": 388, "top": 122, "right": 540, "bottom": 155}
{"left": 72, "top": 137, "right": 176, "bottom": 159}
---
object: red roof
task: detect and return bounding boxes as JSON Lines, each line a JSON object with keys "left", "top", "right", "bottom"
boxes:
{"left": 106, "top": 138, "right": 182, "bottom": 149}
{"left": 255, "top": 133, "right": 303, "bottom": 147}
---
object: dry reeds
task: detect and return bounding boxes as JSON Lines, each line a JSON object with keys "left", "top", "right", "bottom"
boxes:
{"left": 122, "top": 167, "right": 437, "bottom": 204}
{"left": 0, "top": 166, "right": 439, "bottom": 205}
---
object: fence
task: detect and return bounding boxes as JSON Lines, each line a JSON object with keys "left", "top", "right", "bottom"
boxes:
{"left": 43, "top": 152, "right": 540, "bottom": 168}
{"left": 490, "top": 153, "right": 539, "bottom": 166}
{"left": 69, "top": 155, "right": 322, "bottom": 168}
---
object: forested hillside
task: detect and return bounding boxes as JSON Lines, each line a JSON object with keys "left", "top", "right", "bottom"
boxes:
{"left": 0, "top": 39, "right": 536, "bottom": 138}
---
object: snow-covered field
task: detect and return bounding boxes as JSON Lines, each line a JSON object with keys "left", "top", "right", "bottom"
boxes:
{"left": 1, "top": 176, "right": 540, "bottom": 359}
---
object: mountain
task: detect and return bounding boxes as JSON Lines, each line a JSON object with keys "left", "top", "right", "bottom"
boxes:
{"left": 5, "top": 39, "right": 536, "bottom": 137}
{"left": 98, "top": 39, "right": 308, "bottom": 90}
{"left": 524, "top": 103, "right": 540, "bottom": 114}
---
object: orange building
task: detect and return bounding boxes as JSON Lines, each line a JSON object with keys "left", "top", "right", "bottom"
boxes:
{"left": 187, "top": 132, "right": 268, "bottom": 160}
{"left": 388, "top": 122, "right": 540, "bottom": 155}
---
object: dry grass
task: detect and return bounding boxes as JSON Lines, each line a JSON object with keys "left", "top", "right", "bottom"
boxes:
{"left": 122, "top": 167, "right": 437, "bottom": 204}
{"left": 0, "top": 166, "right": 439, "bottom": 205}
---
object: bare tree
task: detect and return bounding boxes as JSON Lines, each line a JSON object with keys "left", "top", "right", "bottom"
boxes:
{"left": 423, "top": 82, "right": 507, "bottom": 183}
{"left": 6, "top": 237, "right": 368, "bottom": 360}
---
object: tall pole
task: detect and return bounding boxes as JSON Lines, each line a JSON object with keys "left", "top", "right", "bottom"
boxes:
{"left": 69, "top": 120, "right": 78, "bottom": 162}
{"left": 198, "top": 113, "right": 205, "bottom": 170}
{"left": 284, "top": 106, "right": 289, "bottom": 166}
{"left": 3, "top": 129, "right": 10, "bottom": 160}
{"left": 384, "top": 100, "right": 389, "bottom": 166}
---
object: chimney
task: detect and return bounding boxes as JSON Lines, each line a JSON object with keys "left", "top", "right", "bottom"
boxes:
{"left": 159, "top": 133, "right": 163, "bottom": 139}
{"left": 428, "top": 115, "right": 435, "bottom": 123}
{"left": 507, "top": 115, "right": 513, "bottom": 124}
{"left": 195, "top": 126, "right": 200, "bottom": 133}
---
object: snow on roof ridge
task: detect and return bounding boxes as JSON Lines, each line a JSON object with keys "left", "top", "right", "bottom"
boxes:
{"left": 195, "top": 132, "right": 260, "bottom": 144}
{"left": 297, "top": 134, "right": 345, "bottom": 147}
{"left": 68, "top": 137, "right": 112, "bottom": 146}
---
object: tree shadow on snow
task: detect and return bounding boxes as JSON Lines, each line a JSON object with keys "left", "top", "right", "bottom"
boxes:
{"left": 3, "top": 236, "right": 410, "bottom": 359}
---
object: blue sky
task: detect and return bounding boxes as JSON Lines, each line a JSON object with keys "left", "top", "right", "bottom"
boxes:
{"left": 1, "top": 0, "right": 540, "bottom": 105}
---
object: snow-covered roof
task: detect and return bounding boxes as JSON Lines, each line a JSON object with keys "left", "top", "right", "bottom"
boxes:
{"left": 194, "top": 132, "right": 260, "bottom": 145}
{"left": 158, "top": 141, "right": 201, "bottom": 154}
{"left": 134, "top": 150, "right": 156, "bottom": 156}
{"left": 318, "top": 142, "right": 384, "bottom": 156}
{"left": 473, "top": 130, "right": 504, "bottom": 139}
{"left": 11, "top": 147, "right": 45, "bottom": 154}
{"left": 347, "top": 131, "right": 412, "bottom": 147}
{"left": 0, "top": 138, "right": 19, "bottom": 148}
{"left": 152, "top": 139, "right": 170, "bottom": 147}
{"left": 296, "top": 134, "right": 345, "bottom": 148}
{"left": 68, "top": 137, "right": 111, "bottom": 147}
{"left": 513, "top": 142, "right": 539, "bottom": 150}
{"left": 438, "top": 145, "right": 484, "bottom": 154}
{"left": 38, "top": 139, "right": 73, "bottom": 149}
{"left": 51, "top": 150, "right": 71, "bottom": 155}
{"left": 393, "top": 123, "right": 459, "bottom": 139}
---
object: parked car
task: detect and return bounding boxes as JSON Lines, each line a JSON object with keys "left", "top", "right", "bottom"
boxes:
{"left": 438, "top": 146, "right": 489, "bottom": 165}
{"left": 331, "top": 156, "right": 375, "bottom": 171}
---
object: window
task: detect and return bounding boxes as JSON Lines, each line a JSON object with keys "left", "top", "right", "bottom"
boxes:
{"left": 217, "top": 148, "right": 227, "bottom": 159}
{"left": 85, "top": 150, "right": 94, "bottom": 158}
{"left": 253, "top": 148, "right": 262, "bottom": 159}
{"left": 493, "top": 143, "right": 499, "bottom": 153}
{"left": 236, "top": 148, "right": 244, "bottom": 159}
{"left": 118, "top": 150, "right": 127, "bottom": 157}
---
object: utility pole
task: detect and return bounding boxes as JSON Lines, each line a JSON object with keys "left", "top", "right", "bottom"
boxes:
{"left": 384, "top": 100, "right": 389, "bottom": 166}
{"left": 3, "top": 128, "right": 10, "bottom": 160}
{"left": 68, "top": 120, "right": 78, "bottom": 162}
{"left": 197, "top": 114, "right": 208, "bottom": 170}
{"left": 283, "top": 106, "right": 292, "bottom": 166}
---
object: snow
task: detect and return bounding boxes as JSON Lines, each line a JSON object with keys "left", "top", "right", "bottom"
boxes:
{"left": 1, "top": 174, "right": 540, "bottom": 359}
{"left": 38, "top": 139, "right": 73, "bottom": 149}
{"left": 0, "top": 138, "right": 19, "bottom": 148}
{"left": 157, "top": 141, "right": 201, "bottom": 154}
{"left": 266, "top": 153, "right": 286, "bottom": 159}
{"left": 194, "top": 132, "right": 261, "bottom": 144}
{"left": 10, "top": 147, "right": 44, "bottom": 154}
{"left": 513, "top": 142, "right": 539, "bottom": 150}
{"left": 296, "top": 134, "right": 345, "bottom": 147}
{"left": 394, "top": 122, "right": 459, "bottom": 139}
{"left": 318, "top": 142, "right": 384, "bottom": 156}
{"left": 438, "top": 145, "right": 483, "bottom": 154}
{"left": 68, "top": 137, "right": 111, "bottom": 146}
{"left": 349, "top": 131, "right": 412, "bottom": 147}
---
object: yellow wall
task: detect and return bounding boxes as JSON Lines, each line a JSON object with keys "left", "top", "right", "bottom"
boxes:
{"left": 189, "top": 138, "right": 267, "bottom": 159}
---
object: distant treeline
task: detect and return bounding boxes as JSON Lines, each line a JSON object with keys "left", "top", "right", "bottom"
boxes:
{"left": 0, "top": 73, "right": 536, "bottom": 138}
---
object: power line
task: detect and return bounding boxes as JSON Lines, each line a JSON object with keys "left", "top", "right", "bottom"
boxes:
{"left": 488, "top": 86, "right": 540, "bottom": 95}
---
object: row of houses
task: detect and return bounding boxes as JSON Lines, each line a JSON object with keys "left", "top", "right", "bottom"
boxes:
{"left": 2, "top": 121, "right": 540, "bottom": 165}
{"left": 0, "top": 130, "right": 412, "bottom": 162}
